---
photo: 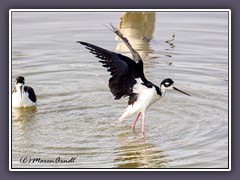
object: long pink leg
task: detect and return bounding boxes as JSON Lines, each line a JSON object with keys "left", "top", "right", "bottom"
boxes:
{"left": 131, "top": 112, "right": 141, "bottom": 129}
{"left": 142, "top": 113, "right": 145, "bottom": 136}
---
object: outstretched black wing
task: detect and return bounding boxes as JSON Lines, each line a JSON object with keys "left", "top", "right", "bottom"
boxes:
{"left": 78, "top": 41, "right": 140, "bottom": 99}
{"left": 77, "top": 24, "right": 149, "bottom": 101}
{"left": 105, "top": 23, "right": 143, "bottom": 64}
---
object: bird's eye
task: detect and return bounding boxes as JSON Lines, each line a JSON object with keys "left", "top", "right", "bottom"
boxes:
{"left": 165, "top": 82, "right": 170, "bottom": 86}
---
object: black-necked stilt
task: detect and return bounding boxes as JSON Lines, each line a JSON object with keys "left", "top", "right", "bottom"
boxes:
{"left": 77, "top": 24, "right": 190, "bottom": 134}
{"left": 12, "top": 76, "right": 37, "bottom": 108}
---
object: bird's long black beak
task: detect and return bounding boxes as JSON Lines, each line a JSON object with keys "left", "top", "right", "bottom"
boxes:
{"left": 173, "top": 87, "right": 191, "bottom": 96}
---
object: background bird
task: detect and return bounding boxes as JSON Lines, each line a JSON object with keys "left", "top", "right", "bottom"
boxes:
{"left": 12, "top": 76, "right": 37, "bottom": 108}
{"left": 77, "top": 24, "right": 190, "bottom": 135}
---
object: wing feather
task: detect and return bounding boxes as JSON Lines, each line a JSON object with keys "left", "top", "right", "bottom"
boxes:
{"left": 77, "top": 41, "right": 138, "bottom": 99}
{"left": 24, "top": 86, "right": 37, "bottom": 103}
{"left": 77, "top": 24, "right": 149, "bottom": 101}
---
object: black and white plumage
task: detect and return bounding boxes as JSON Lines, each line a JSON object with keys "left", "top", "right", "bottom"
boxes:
{"left": 77, "top": 24, "right": 190, "bottom": 134}
{"left": 12, "top": 76, "right": 37, "bottom": 108}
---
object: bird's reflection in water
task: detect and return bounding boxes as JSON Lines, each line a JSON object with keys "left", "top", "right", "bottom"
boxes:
{"left": 12, "top": 107, "right": 37, "bottom": 144}
{"left": 12, "top": 107, "right": 37, "bottom": 126}
{"left": 115, "top": 12, "right": 156, "bottom": 60}
{"left": 114, "top": 131, "right": 168, "bottom": 168}
{"left": 115, "top": 12, "right": 176, "bottom": 64}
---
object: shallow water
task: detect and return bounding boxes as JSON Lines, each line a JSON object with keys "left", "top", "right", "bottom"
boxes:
{"left": 11, "top": 11, "right": 229, "bottom": 169}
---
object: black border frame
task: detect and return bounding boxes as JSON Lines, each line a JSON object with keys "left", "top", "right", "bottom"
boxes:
{"left": 1, "top": 0, "right": 239, "bottom": 179}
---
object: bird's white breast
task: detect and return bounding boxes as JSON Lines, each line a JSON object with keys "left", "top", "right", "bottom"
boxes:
{"left": 133, "top": 78, "right": 162, "bottom": 111}
{"left": 12, "top": 87, "right": 36, "bottom": 108}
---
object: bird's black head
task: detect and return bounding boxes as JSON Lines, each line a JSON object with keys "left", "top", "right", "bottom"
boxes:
{"left": 16, "top": 76, "right": 25, "bottom": 85}
{"left": 160, "top": 78, "right": 174, "bottom": 88}
{"left": 160, "top": 78, "right": 190, "bottom": 96}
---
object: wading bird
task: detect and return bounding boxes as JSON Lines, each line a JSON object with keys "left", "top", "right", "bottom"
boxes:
{"left": 77, "top": 24, "right": 190, "bottom": 135}
{"left": 12, "top": 76, "right": 37, "bottom": 108}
